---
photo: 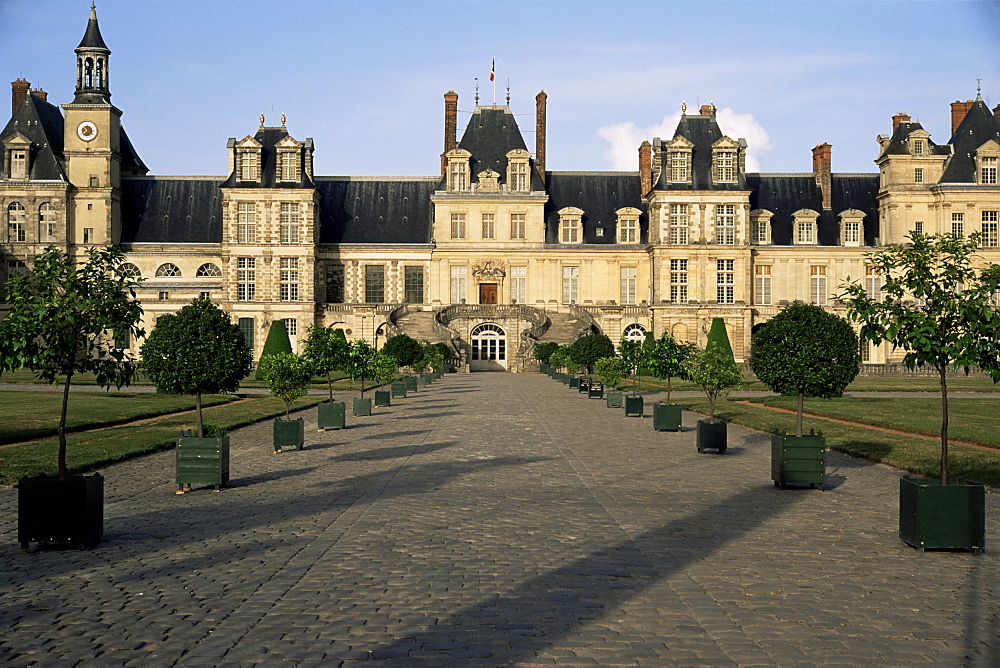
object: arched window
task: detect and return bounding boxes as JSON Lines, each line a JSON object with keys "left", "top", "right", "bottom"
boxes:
{"left": 155, "top": 263, "right": 182, "bottom": 277}
{"left": 196, "top": 263, "right": 222, "bottom": 277}
{"left": 84, "top": 57, "right": 95, "bottom": 88}
{"left": 623, "top": 324, "right": 646, "bottom": 342}
{"left": 7, "top": 202, "right": 26, "bottom": 242}
{"left": 118, "top": 263, "right": 141, "bottom": 279}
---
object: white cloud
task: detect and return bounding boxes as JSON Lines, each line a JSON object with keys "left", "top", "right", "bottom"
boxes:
{"left": 597, "top": 108, "right": 773, "bottom": 172}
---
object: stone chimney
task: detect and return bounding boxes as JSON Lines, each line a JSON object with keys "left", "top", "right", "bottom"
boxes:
{"left": 892, "top": 112, "right": 911, "bottom": 132}
{"left": 812, "top": 143, "right": 832, "bottom": 210}
{"left": 639, "top": 141, "right": 652, "bottom": 194}
{"left": 441, "top": 90, "right": 458, "bottom": 176}
{"left": 700, "top": 102, "right": 717, "bottom": 116}
{"left": 951, "top": 100, "right": 974, "bottom": 134}
{"left": 30, "top": 88, "right": 47, "bottom": 103}
{"left": 536, "top": 90, "right": 547, "bottom": 186}
{"left": 12, "top": 78, "right": 30, "bottom": 116}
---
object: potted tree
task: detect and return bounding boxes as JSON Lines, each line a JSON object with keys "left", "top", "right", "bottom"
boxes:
{"left": 618, "top": 336, "right": 645, "bottom": 416}
{"left": 1, "top": 247, "right": 143, "bottom": 550}
{"left": 646, "top": 333, "right": 695, "bottom": 432}
{"left": 596, "top": 356, "right": 628, "bottom": 408}
{"left": 533, "top": 341, "right": 559, "bottom": 375}
{"left": 140, "top": 297, "right": 253, "bottom": 492}
{"left": 841, "top": 232, "right": 1000, "bottom": 552}
{"left": 303, "top": 325, "right": 349, "bottom": 429}
{"left": 749, "top": 302, "right": 859, "bottom": 488}
{"left": 255, "top": 319, "right": 293, "bottom": 379}
{"left": 383, "top": 333, "right": 422, "bottom": 393}
{"left": 686, "top": 319, "right": 743, "bottom": 454}
{"left": 257, "top": 352, "right": 313, "bottom": 452}
{"left": 420, "top": 342, "right": 444, "bottom": 387}
{"left": 431, "top": 342, "right": 455, "bottom": 376}
{"left": 342, "top": 340, "right": 378, "bottom": 416}
{"left": 371, "top": 352, "right": 399, "bottom": 408}
{"left": 548, "top": 346, "right": 569, "bottom": 384}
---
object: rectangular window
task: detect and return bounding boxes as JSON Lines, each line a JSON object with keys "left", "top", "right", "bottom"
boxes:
{"left": 364, "top": 264, "right": 384, "bottom": 303}
{"left": 620, "top": 267, "right": 637, "bottom": 305}
{"left": 83, "top": 228, "right": 93, "bottom": 244}
{"left": 618, "top": 218, "right": 638, "bottom": 243}
{"left": 481, "top": 213, "right": 495, "bottom": 239}
{"left": 751, "top": 219, "right": 769, "bottom": 245}
{"left": 114, "top": 326, "right": 131, "bottom": 351}
{"left": 3, "top": 260, "right": 26, "bottom": 300}
{"left": 325, "top": 264, "right": 344, "bottom": 303}
{"left": 450, "top": 213, "right": 466, "bottom": 239}
{"left": 237, "top": 202, "right": 256, "bottom": 243}
{"left": 983, "top": 211, "right": 999, "bottom": 247}
{"left": 238, "top": 317, "right": 254, "bottom": 350}
{"left": 279, "top": 202, "right": 300, "bottom": 244}
{"left": 560, "top": 217, "right": 580, "bottom": 243}
{"left": 562, "top": 266, "right": 579, "bottom": 304}
{"left": 39, "top": 204, "right": 57, "bottom": 242}
{"left": 717, "top": 259, "right": 735, "bottom": 304}
{"left": 981, "top": 156, "right": 998, "bottom": 185}
{"left": 158, "top": 291, "right": 169, "bottom": 301}
{"left": 7, "top": 205, "right": 26, "bottom": 242}
{"left": 450, "top": 265, "right": 467, "bottom": 303}
{"left": 404, "top": 265, "right": 424, "bottom": 304}
{"left": 797, "top": 221, "right": 815, "bottom": 244}
{"left": 715, "top": 204, "right": 735, "bottom": 245}
{"left": 449, "top": 161, "right": 467, "bottom": 191}
{"left": 510, "top": 161, "right": 528, "bottom": 191}
{"left": 715, "top": 151, "right": 735, "bottom": 182}
{"left": 199, "top": 291, "right": 211, "bottom": 300}
{"left": 914, "top": 221, "right": 924, "bottom": 235}
{"left": 669, "top": 152, "right": 689, "bottom": 182}
{"left": 280, "top": 258, "right": 299, "bottom": 302}
{"left": 237, "top": 257, "right": 256, "bottom": 301}
{"left": 669, "top": 204, "right": 688, "bottom": 244}
{"left": 669, "top": 259, "right": 688, "bottom": 303}
{"left": 865, "top": 266, "right": 882, "bottom": 302}
{"left": 11, "top": 150, "right": 27, "bottom": 179}
{"left": 510, "top": 213, "right": 526, "bottom": 239}
{"left": 860, "top": 339, "right": 871, "bottom": 363}
{"left": 510, "top": 265, "right": 526, "bottom": 304}
{"left": 844, "top": 221, "right": 860, "bottom": 245}
{"left": 952, "top": 213, "right": 964, "bottom": 237}
{"left": 913, "top": 140, "right": 924, "bottom": 155}
{"left": 279, "top": 152, "right": 298, "bottom": 182}
{"left": 914, "top": 168, "right": 924, "bottom": 183}
{"left": 282, "top": 318, "right": 297, "bottom": 338}
{"left": 89, "top": 175, "right": 99, "bottom": 188}
{"left": 240, "top": 152, "right": 259, "bottom": 181}
{"left": 810, "top": 265, "right": 828, "bottom": 305}
{"left": 755, "top": 265, "right": 771, "bottom": 305}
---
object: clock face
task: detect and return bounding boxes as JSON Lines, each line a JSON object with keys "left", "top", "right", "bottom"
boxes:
{"left": 77, "top": 121, "right": 98, "bottom": 142}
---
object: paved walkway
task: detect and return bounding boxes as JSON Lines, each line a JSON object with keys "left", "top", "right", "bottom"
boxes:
{"left": 1, "top": 373, "right": 997, "bottom": 666}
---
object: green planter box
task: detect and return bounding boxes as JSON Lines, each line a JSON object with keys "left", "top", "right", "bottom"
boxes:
{"left": 624, "top": 395, "right": 644, "bottom": 417}
{"left": 899, "top": 476, "right": 985, "bottom": 554}
{"left": 391, "top": 380, "right": 408, "bottom": 398}
{"left": 653, "top": 403, "right": 682, "bottom": 431}
{"left": 578, "top": 378, "right": 590, "bottom": 393}
{"left": 273, "top": 417, "right": 304, "bottom": 452}
{"left": 176, "top": 431, "right": 230, "bottom": 491}
{"left": 405, "top": 377, "right": 418, "bottom": 393}
{"left": 559, "top": 373, "right": 570, "bottom": 385}
{"left": 771, "top": 431, "right": 825, "bottom": 489}
{"left": 696, "top": 419, "right": 727, "bottom": 454}
{"left": 416, "top": 375, "right": 428, "bottom": 388}
{"left": 353, "top": 397, "right": 373, "bottom": 416}
{"left": 422, "top": 373, "right": 434, "bottom": 385}
{"left": 569, "top": 376, "right": 580, "bottom": 389}
{"left": 588, "top": 382, "right": 604, "bottom": 399}
{"left": 18, "top": 473, "right": 103, "bottom": 551}
{"left": 606, "top": 391, "right": 624, "bottom": 408}
{"left": 318, "top": 401, "right": 346, "bottom": 429}
{"left": 374, "top": 390, "right": 391, "bottom": 407}
{"left": 539, "top": 363, "right": 550, "bottom": 374}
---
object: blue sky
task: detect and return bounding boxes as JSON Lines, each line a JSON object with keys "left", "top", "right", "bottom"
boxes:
{"left": 2, "top": 0, "right": 997, "bottom": 177}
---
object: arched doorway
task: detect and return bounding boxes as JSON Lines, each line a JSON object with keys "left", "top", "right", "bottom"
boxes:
{"left": 470, "top": 323, "right": 507, "bottom": 371}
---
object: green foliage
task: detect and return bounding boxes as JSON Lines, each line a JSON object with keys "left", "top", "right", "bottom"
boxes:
{"left": 685, "top": 344, "right": 744, "bottom": 420}
{"left": 705, "top": 318, "right": 734, "bottom": 359}
{"left": 369, "top": 352, "right": 400, "bottom": 387}
{"left": 420, "top": 341, "right": 445, "bottom": 373}
{"left": 839, "top": 232, "right": 1000, "bottom": 483}
{"left": 256, "top": 320, "right": 293, "bottom": 379}
{"left": 0, "top": 246, "right": 145, "bottom": 477}
{"left": 432, "top": 342, "right": 456, "bottom": 364}
{"left": 548, "top": 346, "right": 578, "bottom": 374}
{"left": 568, "top": 333, "right": 615, "bottom": 368}
{"left": 595, "top": 356, "right": 628, "bottom": 388}
{"left": 382, "top": 334, "right": 424, "bottom": 370}
{"left": 618, "top": 337, "right": 644, "bottom": 395}
{"left": 303, "top": 324, "right": 351, "bottom": 400}
{"left": 533, "top": 341, "right": 560, "bottom": 364}
{"left": 645, "top": 333, "right": 696, "bottom": 404}
{"left": 341, "top": 340, "right": 379, "bottom": 397}
{"left": 140, "top": 297, "right": 252, "bottom": 436}
{"left": 257, "top": 352, "right": 314, "bottom": 418}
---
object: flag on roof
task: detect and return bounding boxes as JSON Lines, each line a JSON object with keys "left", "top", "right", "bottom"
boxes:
{"left": 490, "top": 59, "right": 495, "bottom": 82}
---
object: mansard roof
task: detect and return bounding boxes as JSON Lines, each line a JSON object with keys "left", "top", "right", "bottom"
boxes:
{"left": 0, "top": 93, "right": 67, "bottom": 181}
{"left": 221, "top": 126, "right": 315, "bottom": 189}
{"left": 451, "top": 105, "right": 544, "bottom": 190}
{"left": 120, "top": 177, "right": 223, "bottom": 244}
{"left": 941, "top": 98, "right": 1000, "bottom": 184}
{"left": 544, "top": 172, "right": 648, "bottom": 244}
{"left": 653, "top": 112, "right": 747, "bottom": 191}
{"left": 877, "top": 120, "right": 949, "bottom": 158}
{"left": 317, "top": 177, "right": 437, "bottom": 244}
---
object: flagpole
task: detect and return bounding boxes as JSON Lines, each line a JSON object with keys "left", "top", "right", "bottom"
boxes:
{"left": 492, "top": 57, "right": 496, "bottom": 105}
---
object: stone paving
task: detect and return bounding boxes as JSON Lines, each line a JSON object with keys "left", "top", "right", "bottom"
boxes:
{"left": 1, "top": 372, "right": 998, "bottom": 666}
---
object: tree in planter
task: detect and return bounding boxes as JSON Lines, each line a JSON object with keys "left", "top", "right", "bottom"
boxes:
{"left": 618, "top": 337, "right": 645, "bottom": 396}
{"left": 420, "top": 341, "right": 445, "bottom": 375}
{"left": 302, "top": 325, "right": 350, "bottom": 401}
{"left": 370, "top": 351, "right": 400, "bottom": 389}
{"left": 533, "top": 341, "right": 560, "bottom": 365}
{"left": 255, "top": 320, "right": 293, "bottom": 379}
{"left": 840, "top": 232, "right": 1000, "bottom": 484}
{"left": 382, "top": 334, "right": 423, "bottom": 374}
{"left": 341, "top": 340, "right": 379, "bottom": 397}
{"left": 0, "top": 246, "right": 144, "bottom": 478}
{"left": 685, "top": 343, "right": 743, "bottom": 422}
{"left": 595, "top": 356, "right": 628, "bottom": 391}
{"left": 749, "top": 302, "right": 859, "bottom": 437}
{"left": 140, "top": 297, "right": 253, "bottom": 437}
{"left": 432, "top": 342, "right": 456, "bottom": 369}
{"left": 567, "top": 333, "right": 615, "bottom": 374}
{"left": 257, "top": 352, "right": 314, "bottom": 419}
{"left": 645, "top": 332, "right": 696, "bottom": 405}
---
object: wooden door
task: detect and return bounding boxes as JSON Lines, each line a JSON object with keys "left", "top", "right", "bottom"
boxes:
{"left": 479, "top": 283, "right": 498, "bottom": 304}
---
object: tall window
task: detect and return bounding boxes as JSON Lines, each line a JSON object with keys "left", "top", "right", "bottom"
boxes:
{"left": 715, "top": 204, "right": 735, "bottom": 244}
{"left": 279, "top": 152, "right": 299, "bottom": 182}
{"left": 865, "top": 266, "right": 882, "bottom": 302}
{"left": 7, "top": 202, "right": 25, "bottom": 242}
{"left": 237, "top": 257, "right": 256, "bottom": 301}
{"left": 912, "top": 139, "right": 925, "bottom": 155}
{"left": 364, "top": 264, "right": 384, "bottom": 303}
{"left": 751, "top": 218, "right": 769, "bottom": 245}
{"left": 714, "top": 150, "right": 736, "bottom": 182}
{"left": 325, "top": 264, "right": 345, "bottom": 303}
{"left": 510, "top": 266, "right": 526, "bottom": 304}
{"left": 238, "top": 317, "right": 255, "bottom": 350}
{"left": 755, "top": 265, "right": 771, "bottom": 305}
{"left": 282, "top": 319, "right": 297, "bottom": 344}
{"left": 510, "top": 213, "right": 526, "bottom": 239}
{"left": 239, "top": 150, "right": 259, "bottom": 181}
{"left": 481, "top": 213, "right": 495, "bottom": 239}
{"left": 620, "top": 267, "right": 637, "bottom": 305}
{"left": 951, "top": 213, "right": 964, "bottom": 237}
{"left": 509, "top": 160, "right": 528, "bottom": 192}
{"left": 914, "top": 168, "right": 924, "bottom": 184}
{"left": 810, "top": 265, "right": 827, "bottom": 305}
{"left": 38, "top": 203, "right": 57, "bottom": 242}
{"left": 982, "top": 211, "right": 999, "bottom": 247}
{"left": 10, "top": 150, "right": 27, "bottom": 179}
{"left": 914, "top": 221, "right": 924, "bottom": 235}
{"left": 279, "top": 203, "right": 300, "bottom": 244}
{"left": 237, "top": 202, "right": 256, "bottom": 243}
{"left": 669, "top": 151, "right": 690, "bottom": 182}
{"left": 450, "top": 213, "right": 466, "bottom": 239}
{"left": 404, "top": 266, "right": 424, "bottom": 303}
{"left": 560, "top": 214, "right": 581, "bottom": 243}
{"left": 981, "top": 156, "right": 998, "bottom": 185}
{"left": 717, "top": 260, "right": 735, "bottom": 304}
{"left": 450, "top": 265, "right": 467, "bottom": 303}
{"left": 449, "top": 160, "right": 468, "bottom": 191}
{"left": 797, "top": 220, "right": 816, "bottom": 244}
{"left": 669, "top": 204, "right": 688, "bottom": 244}
{"left": 279, "top": 258, "right": 299, "bottom": 302}
{"left": 618, "top": 218, "right": 638, "bottom": 243}
{"left": 843, "top": 221, "right": 861, "bottom": 245}
{"left": 562, "top": 266, "right": 579, "bottom": 303}
{"left": 669, "top": 259, "right": 688, "bottom": 303}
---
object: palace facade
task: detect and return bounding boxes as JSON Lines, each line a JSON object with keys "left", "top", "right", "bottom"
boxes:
{"left": 3, "top": 8, "right": 999, "bottom": 371}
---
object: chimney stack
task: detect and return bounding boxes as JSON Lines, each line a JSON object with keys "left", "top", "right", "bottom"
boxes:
{"left": 12, "top": 78, "right": 30, "bottom": 116}
{"left": 951, "top": 100, "right": 974, "bottom": 135}
{"left": 994, "top": 104, "right": 1000, "bottom": 123}
{"left": 536, "top": 90, "right": 547, "bottom": 186}
{"left": 639, "top": 141, "right": 652, "bottom": 194}
{"left": 700, "top": 102, "right": 717, "bottom": 116}
{"left": 891, "top": 112, "right": 911, "bottom": 132}
{"left": 30, "top": 88, "right": 47, "bottom": 103}
{"left": 812, "top": 143, "right": 832, "bottom": 210}
{"left": 441, "top": 90, "right": 458, "bottom": 176}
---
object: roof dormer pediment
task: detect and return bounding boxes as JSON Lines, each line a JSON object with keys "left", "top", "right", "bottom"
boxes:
{"left": 275, "top": 135, "right": 303, "bottom": 149}
{"left": 236, "top": 135, "right": 262, "bottom": 149}
{"left": 975, "top": 139, "right": 1000, "bottom": 155}
{"left": 446, "top": 148, "right": 472, "bottom": 159}
{"left": 712, "top": 136, "right": 740, "bottom": 149}
{"left": 665, "top": 135, "right": 694, "bottom": 150}
{"left": 3, "top": 132, "right": 32, "bottom": 148}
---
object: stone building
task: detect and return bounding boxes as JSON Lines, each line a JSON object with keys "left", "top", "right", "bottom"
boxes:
{"left": 3, "top": 7, "right": 999, "bottom": 371}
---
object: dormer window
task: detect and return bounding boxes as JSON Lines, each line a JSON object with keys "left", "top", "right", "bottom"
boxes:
{"left": 4, "top": 134, "right": 32, "bottom": 180}
{"left": 446, "top": 149, "right": 471, "bottom": 192}
{"left": 275, "top": 136, "right": 304, "bottom": 182}
{"left": 10, "top": 150, "right": 27, "bottom": 179}
{"left": 231, "top": 136, "right": 263, "bottom": 182}
{"left": 839, "top": 209, "right": 866, "bottom": 247}
{"left": 616, "top": 207, "right": 641, "bottom": 243}
{"left": 980, "top": 156, "right": 998, "bottom": 185}
{"left": 750, "top": 209, "right": 772, "bottom": 245}
{"left": 913, "top": 139, "right": 924, "bottom": 155}
{"left": 558, "top": 207, "right": 583, "bottom": 244}
{"left": 793, "top": 209, "right": 819, "bottom": 245}
{"left": 664, "top": 136, "right": 694, "bottom": 184}
{"left": 711, "top": 137, "right": 741, "bottom": 184}
{"left": 506, "top": 149, "right": 530, "bottom": 192}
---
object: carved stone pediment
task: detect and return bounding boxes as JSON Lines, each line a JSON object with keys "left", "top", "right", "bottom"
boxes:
{"left": 477, "top": 169, "right": 501, "bottom": 193}
{"left": 472, "top": 259, "right": 507, "bottom": 279}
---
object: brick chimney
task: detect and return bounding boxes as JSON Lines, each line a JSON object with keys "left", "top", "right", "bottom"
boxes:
{"left": 441, "top": 90, "right": 458, "bottom": 176}
{"left": 12, "top": 78, "right": 30, "bottom": 116}
{"left": 892, "top": 112, "right": 910, "bottom": 132}
{"left": 700, "top": 102, "right": 717, "bottom": 116}
{"left": 951, "top": 100, "right": 974, "bottom": 135}
{"left": 639, "top": 141, "right": 652, "bottom": 194}
{"left": 536, "top": 90, "right": 547, "bottom": 186}
{"left": 994, "top": 104, "right": 1000, "bottom": 123}
{"left": 30, "top": 88, "right": 47, "bottom": 103}
{"left": 812, "top": 143, "right": 832, "bottom": 210}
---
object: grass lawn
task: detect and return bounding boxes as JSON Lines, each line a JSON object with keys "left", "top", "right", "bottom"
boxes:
{"left": 597, "top": 373, "right": 1000, "bottom": 394}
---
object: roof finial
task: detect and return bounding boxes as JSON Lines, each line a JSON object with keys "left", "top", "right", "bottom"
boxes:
{"left": 506, "top": 79, "right": 510, "bottom": 105}
{"left": 977, "top": 78, "right": 982, "bottom": 100}
{"left": 681, "top": 101, "right": 687, "bottom": 115}
{"left": 280, "top": 112, "right": 286, "bottom": 127}
{"left": 474, "top": 78, "right": 479, "bottom": 105}
{"left": 259, "top": 113, "right": 265, "bottom": 126}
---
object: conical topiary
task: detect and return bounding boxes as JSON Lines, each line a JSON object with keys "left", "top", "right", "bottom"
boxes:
{"left": 256, "top": 320, "right": 293, "bottom": 379}
{"left": 705, "top": 317, "right": 734, "bottom": 360}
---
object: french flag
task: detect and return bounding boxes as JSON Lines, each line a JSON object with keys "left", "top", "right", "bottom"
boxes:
{"left": 490, "top": 59, "right": 495, "bottom": 82}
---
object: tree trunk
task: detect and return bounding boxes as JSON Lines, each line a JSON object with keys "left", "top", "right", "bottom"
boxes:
{"left": 666, "top": 376, "right": 672, "bottom": 405}
{"left": 58, "top": 374, "right": 72, "bottom": 479}
{"left": 196, "top": 391, "right": 204, "bottom": 438}
{"left": 327, "top": 372, "right": 333, "bottom": 402}
{"left": 939, "top": 364, "right": 949, "bottom": 486}
{"left": 708, "top": 392, "right": 716, "bottom": 422}
{"left": 285, "top": 401, "right": 291, "bottom": 420}
{"left": 796, "top": 391, "right": 804, "bottom": 437}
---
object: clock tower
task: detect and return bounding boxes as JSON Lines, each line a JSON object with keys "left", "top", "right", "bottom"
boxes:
{"left": 62, "top": 4, "right": 123, "bottom": 249}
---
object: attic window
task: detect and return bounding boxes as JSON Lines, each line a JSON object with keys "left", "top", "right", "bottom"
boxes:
{"left": 278, "top": 150, "right": 299, "bottom": 182}
{"left": 668, "top": 150, "right": 691, "bottom": 183}
{"left": 793, "top": 209, "right": 819, "bottom": 245}
{"left": 558, "top": 207, "right": 583, "bottom": 244}
{"left": 616, "top": 207, "right": 641, "bottom": 243}
{"left": 237, "top": 149, "right": 260, "bottom": 182}
{"left": 506, "top": 149, "right": 531, "bottom": 192}
{"left": 913, "top": 140, "right": 924, "bottom": 155}
{"left": 980, "top": 156, "right": 998, "bottom": 185}
{"left": 713, "top": 149, "right": 737, "bottom": 183}
{"left": 9, "top": 150, "right": 27, "bottom": 179}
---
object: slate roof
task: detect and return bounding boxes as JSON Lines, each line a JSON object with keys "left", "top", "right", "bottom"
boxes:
{"left": 0, "top": 94, "right": 67, "bottom": 181}
{"left": 451, "top": 106, "right": 545, "bottom": 191}
{"left": 654, "top": 113, "right": 747, "bottom": 191}
{"left": 77, "top": 7, "right": 110, "bottom": 51}
{"left": 119, "top": 127, "right": 149, "bottom": 176}
{"left": 316, "top": 177, "right": 437, "bottom": 244}
{"left": 120, "top": 177, "right": 223, "bottom": 244}
{"left": 877, "top": 120, "right": 949, "bottom": 158}
{"left": 544, "top": 172, "right": 647, "bottom": 245}
{"left": 941, "top": 98, "right": 1000, "bottom": 184}
{"left": 221, "top": 127, "right": 315, "bottom": 189}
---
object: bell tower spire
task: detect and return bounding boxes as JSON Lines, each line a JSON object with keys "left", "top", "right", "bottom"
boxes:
{"left": 73, "top": 4, "right": 111, "bottom": 103}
